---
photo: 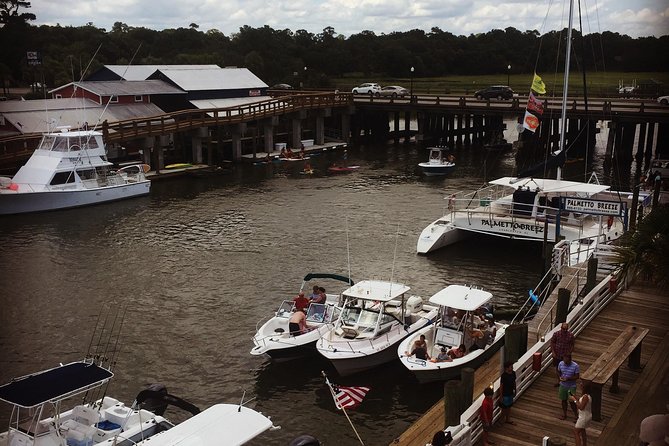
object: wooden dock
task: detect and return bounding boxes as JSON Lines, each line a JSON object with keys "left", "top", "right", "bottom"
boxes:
{"left": 391, "top": 281, "right": 668, "bottom": 446}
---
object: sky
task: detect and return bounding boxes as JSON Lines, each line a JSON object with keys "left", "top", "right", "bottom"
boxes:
{"left": 30, "top": 0, "right": 668, "bottom": 38}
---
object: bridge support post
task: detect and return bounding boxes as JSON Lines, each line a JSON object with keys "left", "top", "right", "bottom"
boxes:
{"left": 231, "top": 123, "right": 246, "bottom": 162}
{"left": 263, "top": 117, "right": 277, "bottom": 155}
{"left": 191, "top": 127, "right": 208, "bottom": 165}
{"left": 584, "top": 256, "right": 598, "bottom": 296}
{"left": 404, "top": 111, "right": 411, "bottom": 143}
{"left": 342, "top": 109, "right": 352, "bottom": 143}
{"left": 460, "top": 367, "right": 475, "bottom": 409}
{"left": 556, "top": 289, "right": 570, "bottom": 325}
{"left": 444, "top": 380, "right": 463, "bottom": 426}
{"left": 644, "top": 122, "right": 655, "bottom": 168}
{"left": 316, "top": 109, "right": 330, "bottom": 146}
{"left": 504, "top": 323, "right": 528, "bottom": 365}
{"left": 292, "top": 112, "right": 306, "bottom": 149}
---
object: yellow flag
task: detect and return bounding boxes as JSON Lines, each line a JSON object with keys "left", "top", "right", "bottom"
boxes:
{"left": 531, "top": 72, "right": 546, "bottom": 94}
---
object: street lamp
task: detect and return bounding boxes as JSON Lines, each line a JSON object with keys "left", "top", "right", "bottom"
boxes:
{"left": 410, "top": 66, "right": 415, "bottom": 99}
{"left": 303, "top": 66, "right": 307, "bottom": 89}
{"left": 507, "top": 64, "right": 511, "bottom": 87}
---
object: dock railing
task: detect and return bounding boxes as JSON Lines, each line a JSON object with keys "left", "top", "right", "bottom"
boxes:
{"left": 443, "top": 258, "right": 628, "bottom": 445}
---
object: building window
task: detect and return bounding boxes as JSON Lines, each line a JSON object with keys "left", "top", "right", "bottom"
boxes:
{"left": 134, "top": 95, "right": 143, "bottom": 102}
{"left": 109, "top": 95, "right": 118, "bottom": 103}
{"left": 55, "top": 94, "right": 62, "bottom": 99}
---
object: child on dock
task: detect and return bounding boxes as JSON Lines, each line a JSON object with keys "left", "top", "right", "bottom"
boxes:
{"left": 480, "top": 387, "right": 495, "bottom": 445}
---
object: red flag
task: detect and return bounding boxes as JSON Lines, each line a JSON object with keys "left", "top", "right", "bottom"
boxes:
{"left": 522, "top": 111, "right": 540, "bottom": 133}
{"left": 527, "top": 92, "right": 544, "bottom": 115}
{"left": 333, "top": 384, "right": 370, "bottom": 410}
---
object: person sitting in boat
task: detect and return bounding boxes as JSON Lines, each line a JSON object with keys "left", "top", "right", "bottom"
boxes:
{"left": 430, "top": 346, "right": 453, "bottom": 363}
{"left": 484, "top": 318, "right": 497, "bottom": 345}
{"left": 293, "top": 291, "right": 310, "bottom": 311}
{"left": 280, "top": 148, "right": 287, "bottom": 158}
{"left": 406, "top": 334, "right": 430, "bottom": 360}
{"left": 448, "top": 344, "right": 466, "bottom": 359}
{"left": 468, "top": 327, "right": 487, "bottom": 352}
{"left": 299, "top": 144, "right": 306, "bottom": 159}
{"left": 288, "top": 307, "right": 309, "bottom": 336}
{"left": 285, "top": 147, "right": 294, "bottom": 158}
{"left": 447, "top": 154, "right": 455, "bottom": 163}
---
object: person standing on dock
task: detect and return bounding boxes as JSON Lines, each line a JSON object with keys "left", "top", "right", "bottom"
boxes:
{"left": 500, "top": 361, "right": 517, "bottom": 425}
{"left": 551, "top": 322, "right": 575, "bottom": 387}
{"left": 557, "top": 354, "right": 580, "bottom": 420}
{"left": 479, "top": 387, "right": 495, "bottom": 445}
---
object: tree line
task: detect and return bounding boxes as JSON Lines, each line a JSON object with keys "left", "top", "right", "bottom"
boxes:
{"left": 1, "top": 3, "right": 667, "bottom": 92}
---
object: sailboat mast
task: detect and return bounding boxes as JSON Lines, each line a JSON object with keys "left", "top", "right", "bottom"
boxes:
{"left": 557, "top": 0, "right": 575, "bottom": 181}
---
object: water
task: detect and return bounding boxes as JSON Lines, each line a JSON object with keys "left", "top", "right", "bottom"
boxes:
{"left": 0, "top": 138, "right": 549, "bottom": 445}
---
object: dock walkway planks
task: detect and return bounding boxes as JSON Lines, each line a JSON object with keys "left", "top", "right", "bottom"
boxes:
{"left": 391, "top": 281, "right": 668, "bottom": 446}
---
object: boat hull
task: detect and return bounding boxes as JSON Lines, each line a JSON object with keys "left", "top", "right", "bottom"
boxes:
{"left": 317, "top": 311, "right": 437, "bottom": 376}
{"left": 416, "top": 219, "right": 466, "bottom": 254}
{"left": 398, "top": 323, "right": 507, "bottom": 384}
{"left": 418, "top": 163, "right": 455, "bottom": 176}
{"left": 0, "top": 181, "right": 150, "bottom": 215}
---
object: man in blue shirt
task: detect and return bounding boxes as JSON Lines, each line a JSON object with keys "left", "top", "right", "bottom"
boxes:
{"left": 557, "top": 353, "right": 579, "bottom": 420}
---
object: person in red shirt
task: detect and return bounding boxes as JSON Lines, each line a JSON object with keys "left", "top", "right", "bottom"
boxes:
{"left": 479, "top": 387, "right": 495, "bottom": 445}
{"left": 293, "top": 291, "right": 309, "bottom": 312}
{"left": 551, "top": 322, "right": 575, "bottom": 386}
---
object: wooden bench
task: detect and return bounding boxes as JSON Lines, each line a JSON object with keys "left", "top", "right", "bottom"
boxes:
{"left": 580, "top": 325, "right": 649, "bottom": 421}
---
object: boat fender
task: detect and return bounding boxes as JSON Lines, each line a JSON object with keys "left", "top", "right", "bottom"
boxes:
{"left": 529, "top": 289, "right": 540, "bottom": 305}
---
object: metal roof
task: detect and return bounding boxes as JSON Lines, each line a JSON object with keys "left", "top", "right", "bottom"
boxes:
{"left": 102, "top": 64, "right": 220, "bottom": 81}
{"left": 155, "top": 67, "right": 268, "bottom": 91}
{"left": 0, "top": 362, "right": 113, "bottom": 408}
{"left": 428, "top": 285, "right": 492, "bottom": 311}
{"left": 343, "top": 280, "right": 410, "bottom": 302}
{"left": 190, "top": 96, "right": 272, "bottom": 109}
{"left": 1, "top": 99, "right": 167, "bottom": 134}
{"left": 489, "top": 177, "right": 611, "bottom": 194}
{"left": 51, "top": 80, "right": 185, "bottom": 96}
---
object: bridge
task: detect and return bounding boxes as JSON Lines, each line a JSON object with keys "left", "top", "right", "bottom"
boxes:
{"left": 0, "top": 92, "right": 667, "bottom": 171}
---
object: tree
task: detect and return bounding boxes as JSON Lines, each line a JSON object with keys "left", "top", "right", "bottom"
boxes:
{"left": 0, "top": 0, "right": 35, "bottom": 25}
{"left": 614, "top": 206, "right": 669, "bottom": 288}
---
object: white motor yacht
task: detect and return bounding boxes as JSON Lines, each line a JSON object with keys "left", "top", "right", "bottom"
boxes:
{"left": 397, "top": 285, "right": 507, "bottom": 383}
{"left": 316, "top": 280, "right": 439, "bottom": 376}
{"left": 0, "top": 128, "right": 150, "bottom": 215}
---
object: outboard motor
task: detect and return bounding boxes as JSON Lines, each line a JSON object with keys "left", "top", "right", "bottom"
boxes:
{"left": 289, "top": 435, "right": 321, "bottom": 446}
{"left": 139, "top": 383, "right": 168, "bottom": 415}
{"left": 405, "top": 295, "right": 423, "bottom": 313}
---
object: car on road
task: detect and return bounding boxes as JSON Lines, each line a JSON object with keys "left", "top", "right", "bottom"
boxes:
{"left": 474, "top": 85, "right": 514, "bottom": 100}
{"left": 352, "top": 83, "right": 381, "bottom": 96}
{"left": 379, "top": 85, "right": 409, "bottom": 98}
{"left": 658, "top": 95, "right": 669, "bottom": 105}
{"left": 270, "top": 83, "right": 293, "bottom": 90}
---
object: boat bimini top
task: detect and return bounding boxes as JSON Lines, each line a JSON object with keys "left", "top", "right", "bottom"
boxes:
{"left": 489, "top": 177, "right": 610, "bottom": 195}
{"left": 342, "top": 280, "right": 410, "bottom": 302}
{"left": 428, "top": 285, "right": 492, "bottom": 311}
{"left": 0, "top": 361, "right": 113, "bottom": 408}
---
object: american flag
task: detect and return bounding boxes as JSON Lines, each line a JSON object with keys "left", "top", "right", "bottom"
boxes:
{"left": 332, "top": 383, "right": 370, "bottom": 410}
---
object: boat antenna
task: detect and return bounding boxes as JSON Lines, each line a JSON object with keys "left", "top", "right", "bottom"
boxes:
{"left": 346, "top": 216, "right": 352, "bottom": 285}
{"left": 238, "top": 390, "right": 246, "bottom": 412}
{"left": 555, "top": 0, "right": 575, "bottom": 181}
{"left": 390, "top": 223, "right": 400, "bottom": 286}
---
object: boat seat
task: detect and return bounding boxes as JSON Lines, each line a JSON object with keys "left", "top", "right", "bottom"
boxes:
{"left": 435, "top": 327, "right": 463, "bottom": 348}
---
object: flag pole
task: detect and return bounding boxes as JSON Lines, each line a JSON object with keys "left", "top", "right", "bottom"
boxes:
{"left": 321, "top": 371, "right": 365, "bottom": 446}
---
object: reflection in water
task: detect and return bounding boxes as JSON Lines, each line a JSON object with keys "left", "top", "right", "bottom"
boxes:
{"left": 1, "top": 130, "right": 613, "bottom": 444}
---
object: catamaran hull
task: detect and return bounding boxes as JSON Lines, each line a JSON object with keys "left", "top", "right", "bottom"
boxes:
{"left": 417, "top": 220, "right": 466, "bottom": 254}
{"left": 0, "top": 181, "right": 150, "bottom": 215}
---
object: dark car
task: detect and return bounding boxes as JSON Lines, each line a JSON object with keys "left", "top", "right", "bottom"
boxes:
{"left": 270, "top": 83, "right": 293, "bottom": 90}
{"left": 474, "top": 85, "right": 514, "bottom": 100}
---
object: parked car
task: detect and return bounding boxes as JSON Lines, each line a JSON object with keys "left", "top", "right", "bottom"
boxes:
{"left": 270, "top": 83, "right": 293, "bottom": 90}
{"left": 658, "top": 95, "right": 669, "bottom": 105}
{"left": 352, "top": 83, "right": 381, "bottom": 96}
{"left": 474, "top": 85, "right": 514, "bottom": 100}
{"left": 379, "top": 85, "right": 409, "bottom": 98}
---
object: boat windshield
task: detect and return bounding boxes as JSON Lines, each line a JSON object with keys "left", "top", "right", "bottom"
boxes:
{"left": 276, "top": 300, "right": 294, "bottom": 318}
{"left": 38, "top": 136, "right": 55, "bottom": 151}
{"left": 306, "top": 303, "right": 339, "bottom": 323}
